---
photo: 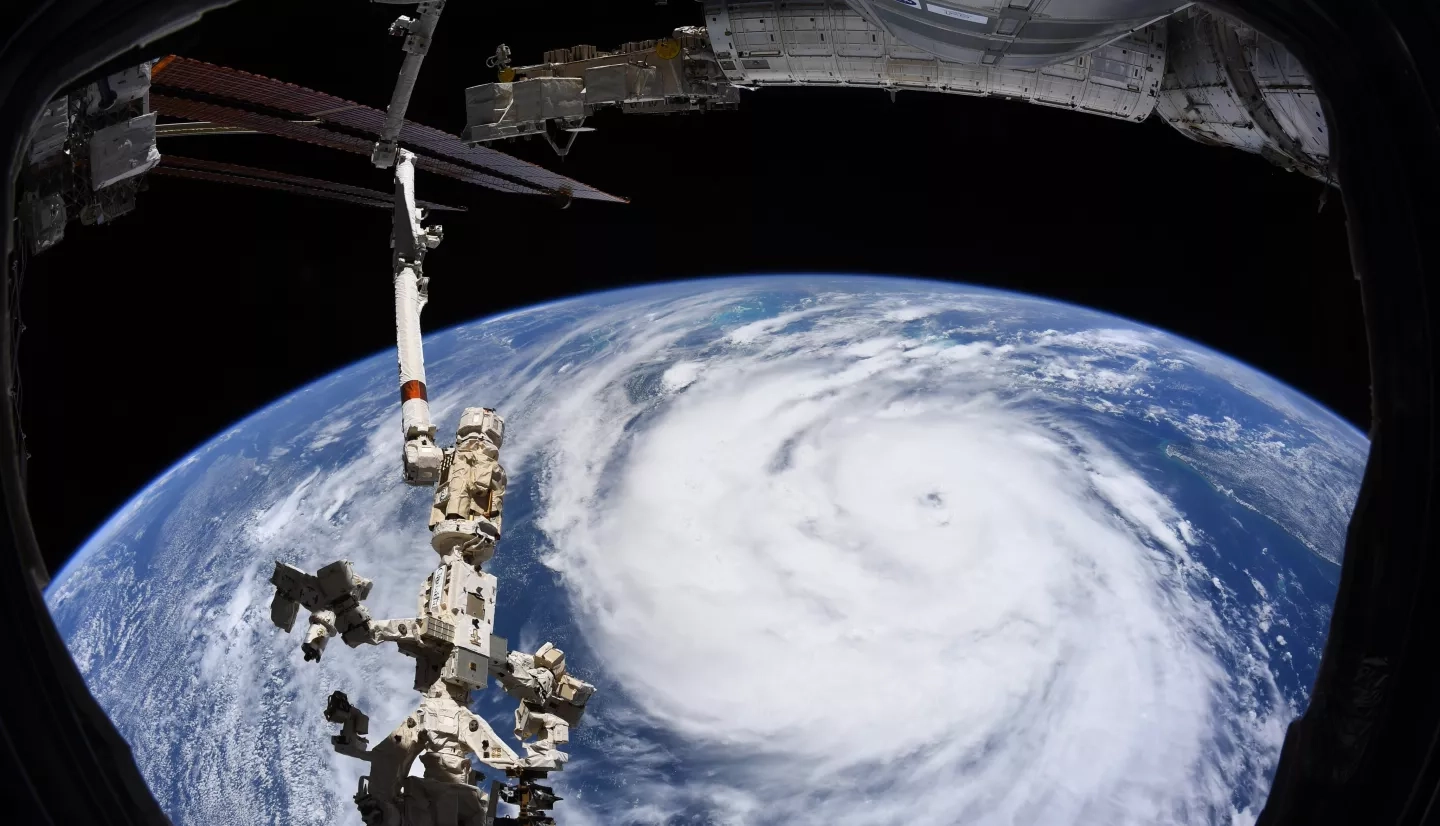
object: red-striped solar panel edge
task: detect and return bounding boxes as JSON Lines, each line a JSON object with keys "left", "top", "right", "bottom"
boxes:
{"left": 152, "top": 166, "right": 400, "bottom": 210}
{"left": 158, "top": 156, "right": 466, "bottom": 212}
{"left": 150, "top": 55, "right": 626, "bottom": 204}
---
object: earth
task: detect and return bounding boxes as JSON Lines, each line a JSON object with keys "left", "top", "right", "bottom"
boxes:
{"left": 46, "top": 276, "right": 1368, "bottom": 826}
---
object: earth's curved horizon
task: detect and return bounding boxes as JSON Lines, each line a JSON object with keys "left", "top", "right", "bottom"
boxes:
{"left": 51, "top": 275, "right": 1367, "bottom": 569}
{"left": 48, "top": 274, "right": 1368, "bottom": 826}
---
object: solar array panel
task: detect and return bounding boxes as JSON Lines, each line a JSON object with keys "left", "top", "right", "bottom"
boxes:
{"left": 150, "top": 94, "right": 535, "bottom": 195}
{"left": 151, "top": 94, "right": 371, "bottom": 156}
{"left": 156, "top": 156, "right": 466, "bottom": 212}
{"left": 151, "top": 56, "right": 625, "bottom": 204}
{"left": 153, "top": 166, "right": 397, "bottom": 210}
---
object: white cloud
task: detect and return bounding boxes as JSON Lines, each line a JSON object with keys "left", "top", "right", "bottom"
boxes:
{"left": 661, "top": 361, "right": 703, "bottom": 391}
{"left": 727, "top": 308, "right": 823, "bottom": 345}
{"left": 483, "top": 290, "right": 1291, "bottom": 825}
{"left": 47, "top": 279, "right": 1361, "bottom": 826}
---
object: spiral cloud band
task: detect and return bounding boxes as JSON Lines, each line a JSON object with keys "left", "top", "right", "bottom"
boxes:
{"left": 50, "top": 278, "right": 1359, "bottom": 826}
{"left": 477, "top": 284, "right": 1301, "bottom": 825}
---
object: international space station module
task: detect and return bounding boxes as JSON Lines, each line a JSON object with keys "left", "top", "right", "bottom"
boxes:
{"left": 466, "top": 1, "right": 1331, "bottom": 184}
{"left": 7, "top": 2, "right": 1337, "bottom": 824}
{"left": 14, "top": 2, "right": 1334, "bottom": 258}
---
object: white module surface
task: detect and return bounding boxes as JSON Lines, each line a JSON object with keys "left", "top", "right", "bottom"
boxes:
{"left": 705, "top": 0, "right": 1168, "bottom": 122}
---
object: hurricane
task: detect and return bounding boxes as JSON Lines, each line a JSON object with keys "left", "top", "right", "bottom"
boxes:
{"left": 500, "top": 289, "right": 1289, "bottom": 825}
{"left": 46, "top": 277, "right": 1363, "bottom": 826}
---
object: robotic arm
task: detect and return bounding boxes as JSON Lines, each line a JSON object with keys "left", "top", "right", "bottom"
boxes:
{"left": 270, "top": 560, "right": 376, "bottom": 662}
{"left": 392, "top": 148, "right": 445, "bottom": 486}
{"left": 370, "top": 0, "right": 446, "bottom": 168}
{"left": 491, "top": 643, "right": 595, "bottom": 771}
{"left": 265, "top": 133, "right": 598, "bottom": 825}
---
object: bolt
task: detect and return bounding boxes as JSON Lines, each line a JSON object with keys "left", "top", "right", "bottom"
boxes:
{"left": 470, "top": 720, "right": 479, "bottom": 732}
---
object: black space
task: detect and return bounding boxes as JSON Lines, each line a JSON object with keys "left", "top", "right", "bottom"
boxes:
{"left": 17, "top": 0, "right": 1367, "bottom": 573}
